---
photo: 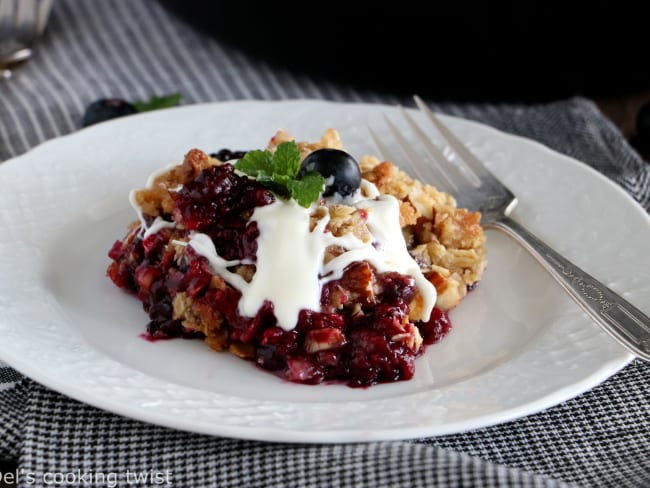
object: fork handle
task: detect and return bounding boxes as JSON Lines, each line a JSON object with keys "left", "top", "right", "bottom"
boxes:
{"left": 491, "top": 216, "right": 650, "bottom": 361}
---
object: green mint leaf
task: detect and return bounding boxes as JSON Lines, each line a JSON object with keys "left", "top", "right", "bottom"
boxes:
{"left": 134, "top": 93, "right": 182, "bottom": 112}
{"left": 271, "top": 173, "right": 292, "bottom": 186}
{"left": 288, "top": 172, "right": 325, "bottom": 208}
{"left": 235, "top": 150, "right": 274, "bottom": 180}
{"left": 235, "top": 141, "right": 324, "bottom": 207}
{"left": 267, "top": 174, "right": 292, "bottom": 198}
{"left": 273, "top": 141, "right": 301, "bottom": 178}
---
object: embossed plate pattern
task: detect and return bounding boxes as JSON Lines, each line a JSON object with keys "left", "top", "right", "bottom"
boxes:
{"left": 0, "top": 100, "right": 646, "bottom": 443}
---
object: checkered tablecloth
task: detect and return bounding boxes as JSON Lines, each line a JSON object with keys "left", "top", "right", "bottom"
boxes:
{"left": 1, "top": 1, "right": 649, "bottom": 487}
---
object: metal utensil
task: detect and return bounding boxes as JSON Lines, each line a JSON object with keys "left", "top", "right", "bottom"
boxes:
{"left": 371, "top": 95, "right": 650, "bottom": 361}
{"left": 0, "top": 0, "right": 52, "bottom": 78}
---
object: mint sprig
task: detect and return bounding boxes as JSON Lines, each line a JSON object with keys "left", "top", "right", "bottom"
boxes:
{"left": 134, "top": 93, "right": 182, "bottom": 112}
{"left": 234, "top": 149, "right": 274, "bottom": 181}
{"left": 235, "top": 141, "right": 325, "bottom": 207}
{"left": 287, "top": 171, "right": 326, "bottom": 207}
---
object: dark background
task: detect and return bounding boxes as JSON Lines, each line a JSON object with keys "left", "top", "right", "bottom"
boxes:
{"left": 160, "top": 0, "right": 649, "bottom": 102}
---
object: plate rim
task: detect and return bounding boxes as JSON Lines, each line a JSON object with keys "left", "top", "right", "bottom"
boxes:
{"left": 0, "top": 98, "right": 641, "bottom": 443}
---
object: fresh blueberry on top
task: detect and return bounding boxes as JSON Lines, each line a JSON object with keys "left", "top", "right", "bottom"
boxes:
{"left": 299, "top": 148, "right": 361, "bottom": 197}
{"left": 82, "top": 98, "right": 137, "bottom": 127}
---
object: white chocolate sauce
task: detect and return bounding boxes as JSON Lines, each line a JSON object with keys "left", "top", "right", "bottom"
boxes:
{"left": 132, "top": 167, "right": 436, "bottom": 331}
{"left": 186, "top": 186, "right": 436, "bottom": 330}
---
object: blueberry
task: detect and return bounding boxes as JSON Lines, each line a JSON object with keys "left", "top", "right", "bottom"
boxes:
{"left": 210, "top": 149, "right": 248, "bottom": 161}
{"left": 81, "top": 98, "right": 137, "bottom": 127}
{"left": 299, "top": 148, "right": 361, "bottom": 197}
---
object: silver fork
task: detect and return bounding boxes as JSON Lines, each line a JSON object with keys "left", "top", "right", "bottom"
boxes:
{"left": 371, "top": 95, "right": 650, "bottom": 361}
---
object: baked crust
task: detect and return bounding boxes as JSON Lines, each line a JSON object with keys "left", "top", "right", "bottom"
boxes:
{"left": 111, "top": 129, "right": 487, "bottom": 385}
{"left": 130, "top": 129, "right": 486, "bottom": 319}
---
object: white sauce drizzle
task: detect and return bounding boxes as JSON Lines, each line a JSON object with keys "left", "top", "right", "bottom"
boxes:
{"left": 185, "top": 188, "right": 436, "bottom": 331}
{"left": 129, "top": 163, "right": 179, "bottom": 238}
{"left": 131, "top": 165, "right": 436, "bottom": 331}
{"left": 143, "top": 216, "right": 176, "bottom": 238}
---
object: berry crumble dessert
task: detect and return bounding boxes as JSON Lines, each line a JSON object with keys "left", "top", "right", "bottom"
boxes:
{"left": 107, "top": 129, "right": 487, "bottom": 387}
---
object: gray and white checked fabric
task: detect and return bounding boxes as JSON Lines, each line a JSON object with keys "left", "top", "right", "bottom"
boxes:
{"left": 1, "top": 1, "right": 649, "bottom": 487}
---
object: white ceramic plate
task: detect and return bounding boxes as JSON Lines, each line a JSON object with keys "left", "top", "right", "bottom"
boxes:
{"left": 0, "top": 100, "right": 646, "bottom": 443}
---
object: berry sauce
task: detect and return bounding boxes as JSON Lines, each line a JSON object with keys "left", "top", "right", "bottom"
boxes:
{"left": 107, "top": 158, "right": 453, "bottom": 387}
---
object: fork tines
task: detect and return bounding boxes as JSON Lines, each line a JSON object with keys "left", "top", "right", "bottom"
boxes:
{"left": 372, "top": 95, "right": 515, "bottom": 214}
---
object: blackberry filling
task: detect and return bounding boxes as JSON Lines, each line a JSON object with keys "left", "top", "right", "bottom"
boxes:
{"left": 107, "top": 135, "right": 486, "bottom": 387}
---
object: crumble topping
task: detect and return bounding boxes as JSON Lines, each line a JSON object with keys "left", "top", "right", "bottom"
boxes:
{"left": 359, "top": 153, "right": 486, "bottom": 310}
{"left": 108, "top": 129, "right": 487, "bottom": 387}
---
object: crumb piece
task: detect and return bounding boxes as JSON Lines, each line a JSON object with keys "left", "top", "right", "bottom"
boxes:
{"left": 133, "top": 148, "right": 219, "bottom": 217}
